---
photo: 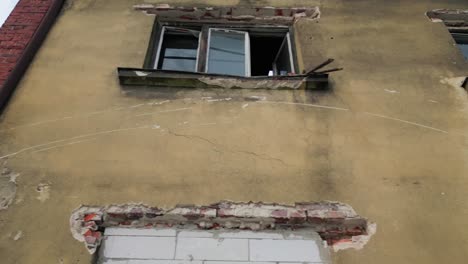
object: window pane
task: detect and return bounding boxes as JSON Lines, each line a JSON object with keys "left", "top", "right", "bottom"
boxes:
{"left": 451, "top": 33, "right": 468, "bottom": 60}
{"left": 157, "top": 33, "right": 198, "bottom": 72}
{"left": 161, "top": 58, "right": 196, "bottom": 72}
{"left": 207, "top": 30, "right": 246, "bottom": 76}
{"left": 458, "top": 44, "right": 468, "bottom": 60}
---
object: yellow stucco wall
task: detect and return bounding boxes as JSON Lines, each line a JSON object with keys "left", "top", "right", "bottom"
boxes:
{"left": 0, "top": 0, "right": 467, "bottom": 263}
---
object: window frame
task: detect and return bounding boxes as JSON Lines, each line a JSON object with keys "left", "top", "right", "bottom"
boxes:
{"left": 206, "top": 28, "right": 251, "bottom": 77}
{"left": 272, "top": 33, "right": 295, "bottom": 75}
{"left": 153, "top": 26, "right": 202, "bottom": 72}
{"left": 143, "top": 19, "right": 300, "bottom": 77}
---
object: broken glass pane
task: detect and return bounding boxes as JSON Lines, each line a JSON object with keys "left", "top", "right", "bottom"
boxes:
{"left": 207, "top": 29, "right": 247, "bottom": 76}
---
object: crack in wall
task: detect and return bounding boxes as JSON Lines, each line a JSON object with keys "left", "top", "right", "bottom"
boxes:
{"left": 167, "top": 129, "right": 290, "bottom": 166}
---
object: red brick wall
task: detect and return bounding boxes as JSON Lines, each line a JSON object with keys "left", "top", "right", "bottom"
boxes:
{"left": 0, "top": 0, "right": 63, "bottom": 111}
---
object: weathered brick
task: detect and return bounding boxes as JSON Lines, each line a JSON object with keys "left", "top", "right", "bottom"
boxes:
{"left": 167, "top": 205, "right": 217, "bottom": 219}
{"left": 126, "top": 208, "right": 144, "bottom": 220}
{"left": 0, "top": 0, "right": 55, "bottom": 110}
{"left": 83, "top": 230, "right": 102, "bottom": 245}
{"left": 145, "top": 207, "right": 164, "bottom": 218}
{"left": 84, "top": 213, "right": 102, "bottom": 222}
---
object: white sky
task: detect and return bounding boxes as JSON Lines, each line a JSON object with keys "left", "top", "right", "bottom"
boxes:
{"left": 0, "top": 0, "right": 20, "bottom": 27}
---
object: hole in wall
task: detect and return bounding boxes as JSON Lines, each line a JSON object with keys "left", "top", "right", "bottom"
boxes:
{"left": 70, "top": 201, "right": 376, "bottom": 257}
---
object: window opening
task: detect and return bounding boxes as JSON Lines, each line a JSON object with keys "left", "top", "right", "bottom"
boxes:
{"left": 154, "top": 26, "right": 201, "bottom": 71}
{"left": 151, "top": 24, "right": 298, "bottom": 77}
{"left": 249, "top": 35, "right": 284, "bottom": 76}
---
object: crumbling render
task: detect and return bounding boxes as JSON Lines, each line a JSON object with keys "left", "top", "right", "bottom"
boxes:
{"left": 134, "top": 4, "right": 320, "bottom": 25}
{"left": 198, "top": 76, "right": 304, "bottom": 89}
{"left": 0, "top": 162, "right": 19, "bottom": 210}
{"left": 440, "top": 76, "right": 468, "bottom": 89}
{"left": 70, "top": 201, "right": 376, "bottom": 254}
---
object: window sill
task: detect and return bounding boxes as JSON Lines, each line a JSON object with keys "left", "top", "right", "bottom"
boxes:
{"left": 117, "top": 68, "right": 329, "bottom": 90}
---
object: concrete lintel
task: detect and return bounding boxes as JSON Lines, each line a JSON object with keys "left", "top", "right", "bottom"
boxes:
{"left": 117, "top": 68, "right": 329, "bottom": 90}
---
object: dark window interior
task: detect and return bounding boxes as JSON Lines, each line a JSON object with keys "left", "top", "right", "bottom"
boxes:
{"left": 157, "top": 31, "right": 199, "bottom": 71}
{"left": 451, "top": 32, "right": 468, "bottom": 60}
{"left": 250, "top": 36, "right": 284, "bottom": 76}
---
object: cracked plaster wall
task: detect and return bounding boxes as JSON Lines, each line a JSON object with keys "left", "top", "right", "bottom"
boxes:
{"left": 0, "top": 0, "right": 467, "bottom": 264}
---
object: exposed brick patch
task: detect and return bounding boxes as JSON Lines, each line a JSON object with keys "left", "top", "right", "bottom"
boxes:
{"left": 134, "top": 5, "right": 320, "bottom": 25}
{"left": 70, "top": 201, "right": 376, "bottom": 254}
{"left": 0, "top": 0, "right": 64, "bottom": 111}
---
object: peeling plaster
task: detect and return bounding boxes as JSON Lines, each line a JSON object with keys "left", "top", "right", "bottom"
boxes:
{"left": 199, "top": 77, "right": 305, "bottom": 89}
{"left": 440, "top": 76, "right": 467, "bottom": 88}
{"left": 0, "top": 162, "right": 19, "bottom": 210}
{"left": 12, "top": 231, "right": 23, "bottom": 241}
{"left": 36, "top": 183, "right": 51, "bottom": 202}
{"left": 133, "top": 5, "right": 321, "bottom": 24}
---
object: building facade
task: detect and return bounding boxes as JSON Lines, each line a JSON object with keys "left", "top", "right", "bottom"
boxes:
{"left": 0, "top": 0, "right": 467, "bottom": 263}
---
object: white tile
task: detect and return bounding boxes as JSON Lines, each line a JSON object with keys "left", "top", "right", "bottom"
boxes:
{"left": 102, "top": 236, "right": 176, "bottom": 259}
{"left": 105, "top": 227, "right": 176, "bottom": 237}
{"left": 129, "top": 261, "right": 203, "bottom": 264}
{"left": 218, "top": 231, "right": 283, "bottom": 239}
{"left": 284, "top": 233, "right": 309, "bottom": 240}
{"left": 175, "top": 237, "right": 248, "bottom": 261}
{"left": 203, "top": 261, "right": 274, "bottom": 264}
{"left": 249, "top": 239, "right": 323, "bottom": 262}
{"left": 279, "top": 263, "right": 324, "bottom": 264}
{"left": 102, "top": 261, "right": 203, "bottom": 264}
{"left": 101, "top": 260, "right": 128, "bottom": 264}
{"left": 177, "top": 230, "right": 214, "bottom": 238}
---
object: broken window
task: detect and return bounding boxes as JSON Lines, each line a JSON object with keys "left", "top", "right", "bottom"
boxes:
{"left": 148, "top": 22, "right": 298, "bottom": 77}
